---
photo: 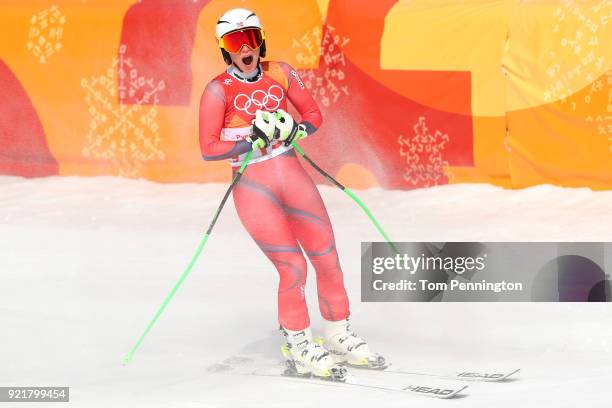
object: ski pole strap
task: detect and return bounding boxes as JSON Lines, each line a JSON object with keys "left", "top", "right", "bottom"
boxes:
{"left": 291, "top": 143, "right": 398, "bottom": 254}
{"left": 123, "top": 150, "right": 253, "bottom": 365}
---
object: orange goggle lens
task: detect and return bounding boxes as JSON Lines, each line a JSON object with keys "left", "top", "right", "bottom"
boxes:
{"left": 220, "top": 28, "right": 264, "bottom": 53}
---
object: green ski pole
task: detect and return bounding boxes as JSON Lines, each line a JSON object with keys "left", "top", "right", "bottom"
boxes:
{"left": 122, "top": 150, "right": 253, "bottom": 365}
{"left": 291, "top": 142, "right": 398, "bottom": 254}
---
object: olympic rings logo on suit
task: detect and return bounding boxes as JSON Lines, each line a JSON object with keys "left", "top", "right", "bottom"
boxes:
{"left": 234, "top": 85, "right": 284, "bottom": 115}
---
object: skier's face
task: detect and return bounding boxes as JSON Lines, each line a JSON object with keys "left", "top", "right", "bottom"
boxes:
{"left": 229, "top": 44, "right": 260, "bottom": 73}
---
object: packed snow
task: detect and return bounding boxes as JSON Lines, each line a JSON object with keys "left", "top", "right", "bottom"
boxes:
{"left": 1, "top": 175, "right": 611, "bottom": 407}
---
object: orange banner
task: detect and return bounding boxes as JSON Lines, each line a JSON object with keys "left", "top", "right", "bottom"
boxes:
{"left": 0, "top": 1, "right": 610, "bottom": 189}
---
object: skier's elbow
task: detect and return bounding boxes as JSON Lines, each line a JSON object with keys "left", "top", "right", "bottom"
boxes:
{"left": 201, "top": 149, "right": 229, "bottom": 161}
{"left": 201, "top": 141, "right": 251, "bottom": 161}
{"left": 301, "top": 120, "right": 319, "bottom": 136}
{"left": 200, "top": 142, "right": 222, "bottom": 161}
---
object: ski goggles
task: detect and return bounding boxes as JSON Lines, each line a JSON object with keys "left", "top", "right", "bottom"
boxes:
{"left": 219, "top": 28, "right": 265, "bottom": 53}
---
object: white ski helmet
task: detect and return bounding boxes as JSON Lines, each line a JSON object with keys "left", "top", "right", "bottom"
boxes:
{"left": 216, "top": 8, "right": 266, "bottom": 65}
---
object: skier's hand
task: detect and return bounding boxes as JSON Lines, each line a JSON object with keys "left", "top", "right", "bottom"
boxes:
{"left": 273, "top": 109, "right": 307, "bottom": 146}
{"left": 248, "top": 109, "right": 276, "bottom": 149}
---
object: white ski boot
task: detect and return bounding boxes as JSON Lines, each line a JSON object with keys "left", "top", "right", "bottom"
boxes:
{"left": 280, "top": 327, "right": 348, "bottom": 381}
{"left": 321, "top": 318, "right": 387, "bottom": 369}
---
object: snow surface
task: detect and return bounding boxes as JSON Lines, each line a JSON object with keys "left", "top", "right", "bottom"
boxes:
{"left": 1, "top": 175, "right": 612, "bottom": 407}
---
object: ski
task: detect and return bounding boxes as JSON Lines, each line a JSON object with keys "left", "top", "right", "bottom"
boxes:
{"left": 248, "top": 364, "right": 469, "bottom": 399}
{"left": 362, "top": 366, "right": 520, "bottom": 382}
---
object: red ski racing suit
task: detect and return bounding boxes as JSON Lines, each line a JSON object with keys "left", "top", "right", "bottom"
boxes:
{"left": 199, "top": 61, "right": 349, "bottom": 330}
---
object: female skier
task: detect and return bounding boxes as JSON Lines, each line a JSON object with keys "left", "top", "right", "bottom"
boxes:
{"left": 199, "top": 8, "right": 385, "bottom": 380}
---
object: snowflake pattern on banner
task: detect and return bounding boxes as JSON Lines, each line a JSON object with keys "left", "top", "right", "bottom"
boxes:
{"left": 399, "top": 117, "right": 451, "bottom": 187}
{"left": 293, "top": 24, "right": 350, "bottom": 107}
{"left": 117, "top": 44, "right": 166, "bottom": 105}
{"left": 81, "top": 45, "right": 165, "bottom": 176}
{"left": 26, "top": 5, "right": 66, "bottom": 64}
{"left": 585, "top": 68, "right": 612, "bottom": 153}
{"left": 547, "top": 1, "right": 612, "bottom": 153}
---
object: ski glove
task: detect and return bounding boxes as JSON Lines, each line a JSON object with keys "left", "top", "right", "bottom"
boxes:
{"left": 249, "top": 109, "right": 277, "bottom": 150}
{"left": 273, "top": 109, "right": 308, "bottom": 146}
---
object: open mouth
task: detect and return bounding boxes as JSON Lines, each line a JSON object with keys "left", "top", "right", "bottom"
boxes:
{"left": 242, "top": 55, "right": 254, "bottom": 66}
